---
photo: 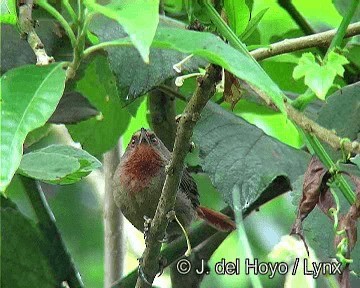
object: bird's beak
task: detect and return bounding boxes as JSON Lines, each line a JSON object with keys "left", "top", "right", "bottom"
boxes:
{"left": 139, "top": 128, "right": 150, "bottom": 144}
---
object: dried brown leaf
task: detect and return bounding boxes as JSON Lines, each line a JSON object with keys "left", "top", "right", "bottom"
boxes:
{"left": 224, "top": 71, "right": 242, "bottom": 110}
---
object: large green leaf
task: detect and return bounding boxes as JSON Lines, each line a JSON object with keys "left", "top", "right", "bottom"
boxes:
{"left": 67, "top": 55, "right": 131, "bottom": 155}
{"left": 0, "top": 63, "right": 66, "bottom": 193}
{"left": 317, "top": 81, "right": 360, "bottom": 140}
{"left": 89, "top": 15, "right": 286, "bottom": 113}
{"left": 224, "top": 0, "right": 250, "bottom": 37}
{"left": 193, "top": 102, "right": 309, "bottom": 209}
{"left": 1, "top": 195, "right": 57, "bottom": 288}
{"left": 18, "top": 145, "right": 102, "bottom": 184}
{"left": 85, "top": 0, "right": 159, "bottom": 62}
{"left": 89, "top": 15, "right": 206, "bottom": 102}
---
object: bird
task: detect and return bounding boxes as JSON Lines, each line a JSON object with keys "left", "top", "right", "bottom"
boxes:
{"left": 112, "top": 128, "right": 235, "bottom": 242}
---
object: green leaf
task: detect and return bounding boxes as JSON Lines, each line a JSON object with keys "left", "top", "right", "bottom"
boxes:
{"left": 90, "top": 16, "right": 286, "bottom": 114}
{"left": 18, "top": 145, "right": 102, "bottom": 184}
{"left": 1, "top": 195, "right": 57, "bottom": 288}
{"left": 350, "top": 155, "right": 360, "bottom": 170}
{"left": 67, "top": 54, "right": 131, "bottom": 155}
{"left": 89, "top": 15, "right": 206, "bottom": 102}
{"left": 240, "top": 8, "right": 268, "bottom": 41}
{"left": 0, "top": 63, "right": 66, "bottom": 193}
{"left": 293, "top": 51, "right": 349, "bottom": 100}
{"left": 317, "top": 82, "right": 360, "bottom": 140}
{"left": 326, "top": 50, "right": 349, "bottom": 76}
{"left": 193, "top": 102, "right": 309, "bottom": 210}
{"left": 224, "top": 0, "right": 250, "bottom": 37}
{"left": 0, "top": 0, "right": 17, "bottom": 25}
{"left": 85, "top": 0, "right": 159, "bottom": 63}
{"left": 24, "top": 124, "right": 53, "bottom": 148}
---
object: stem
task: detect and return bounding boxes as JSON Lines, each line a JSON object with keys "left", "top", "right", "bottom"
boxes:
{"left": 63, "top": 0, "right": 77, "bottom": 25}
{"left": 250, "top": 22, "right": 360, "bottom": 61}
{"left": 20, "top": 176, "right": 84, "bottom": 288}
{"left": 233, "top": 189, "right": 263, "bottom": 288}
{"left": 201, "top": 0, "right": 250, "bottom": 57}
{"left": 291, "top": 0, "right": 359, "bottom": 110}
{"left": 326, "top": 0, "right": 359, "bottom": 53}
{"left": 37, "top": 1, "right": 76, "bottom": 47}
{"left": 304, "top": 136, "right": 355, "bottom": 204}
{"left": 104, "top": 143, "right": 125, "bottom": 288}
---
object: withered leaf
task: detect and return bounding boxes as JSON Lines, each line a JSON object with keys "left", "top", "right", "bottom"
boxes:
{"left": 224, "top": 70, "right": 243, "bottom": 110}
{"left": 298, "top": 156, "right": 330, "bottom": 221}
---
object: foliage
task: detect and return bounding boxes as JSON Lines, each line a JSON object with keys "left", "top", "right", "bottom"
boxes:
{"left": 1, "top": 0, "right": 359, "bottom": 288}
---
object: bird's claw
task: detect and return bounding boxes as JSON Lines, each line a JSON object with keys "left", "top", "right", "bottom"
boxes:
{"left": 137, "top": 256, "right": 167, "bottom": 283}
{"left": 137, "top": 257, "right": 152, "bottom": 286}
{"left": 143, "top": 215, "right": 152, "bottom": 241}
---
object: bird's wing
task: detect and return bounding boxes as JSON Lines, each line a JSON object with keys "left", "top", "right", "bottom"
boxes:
{"left": 180, "top": 169, "right": 200, "bottom": 208}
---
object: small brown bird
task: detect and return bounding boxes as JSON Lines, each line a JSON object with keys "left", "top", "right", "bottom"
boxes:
{"left": 113, "top": 128, "right": 235, "bottom": 241}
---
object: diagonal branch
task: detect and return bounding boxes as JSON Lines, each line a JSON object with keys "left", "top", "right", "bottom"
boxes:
{"left": 135, "top": 64, "right": 222, "bottom": 288}
{"left": 18, "top": 0, "right": 54, "bottom": 65}
{"left": 250, "top": 22, "right": 360, "bottom": 61}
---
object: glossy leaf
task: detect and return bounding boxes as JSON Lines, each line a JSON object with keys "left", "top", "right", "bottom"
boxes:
{"left": 0, "top": 63, "right": 66, "bottom": 193}
{"left": 48, "top": 92, "right": 99, "bottom": 124}
{"left": 89, "top": 15, "right": 206, "bottom": 102}
{"left": 224, "top": 0, "right": 250, "bottom": 37}
{"left": 67, "top": 54, "right": 131, "bottom": 155}
{"left": 90, "top": 16, "right": 286, "bottom": 113}
{"left": 18, "top": 145, "right": 102, "bottom": 184}
{"left": 85, "top": 0, "right": 159, "bottom": 62}
{"left": 1, "top": 195, "right": 57, "bottom": 288}
{"left": 193, "top": 102, "right": 309, "bottom": 210}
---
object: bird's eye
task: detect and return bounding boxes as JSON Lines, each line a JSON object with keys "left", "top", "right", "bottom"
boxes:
{"left": 151, "top": 136, "right": 158, "bottom": 144}
{"left": 131, "top": 138, "right": 136, "bottom": 147}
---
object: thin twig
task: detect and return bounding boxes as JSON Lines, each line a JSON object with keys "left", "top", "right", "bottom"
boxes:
{"left": 104, "top": 143, "right": 125, "bottom": 288}
{"left": 135, "top": 65, "right": 222, "bottom": 288}
{"left": 18, "top": 0, "right": 54, "bottom": 65}
{"left": 250, "top": 22, "right": 360, "bottom": 61}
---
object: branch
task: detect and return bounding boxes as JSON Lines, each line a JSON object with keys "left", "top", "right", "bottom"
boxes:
{"left": 250, "top": 22, "right": 360, "bottom": 61}
{"left": 18, "top": 0, "right": 54, "bottom": 65}
{"left": 104, "top": 143, "right": 125, "bottom": 288}
{"left": 135, "top": 64, "right": 222, "bottom": 288}
{"left": 20, "top": 176, "right": 84, "bottom": 287}
{"left": 169, "top": 231, "right": 230, "bottom": 288}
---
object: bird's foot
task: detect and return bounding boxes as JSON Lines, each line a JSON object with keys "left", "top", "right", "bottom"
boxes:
{"left": 137, "top": 256, "right": 167, "bottom": 284}
{"left": 143, "top": 215, "right": 152, "bottom": 242}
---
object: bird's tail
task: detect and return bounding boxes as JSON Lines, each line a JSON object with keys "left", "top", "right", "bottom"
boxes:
{"left": 196, "top": 206, "right": 236, "bottom": 232}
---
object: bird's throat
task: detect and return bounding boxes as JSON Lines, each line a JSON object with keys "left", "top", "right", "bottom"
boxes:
{"left": 121, "top": 144, "right": 164, "bottom": 194}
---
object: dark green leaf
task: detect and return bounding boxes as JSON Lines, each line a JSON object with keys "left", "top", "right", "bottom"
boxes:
{"left": 333, "top": 0, "right": 360, "bottom": 23}
{"left": 85, "top": 0, "right": 159, "bottom": 62}
{"left": 48, "top": 91, "right": 99, "bottom": 124}
{"left": 18, "top": 145, "right": 102, "bottom": 184}
{"left": 24, "top": 124, "right": 53, "bottom": 148}
{"left": 1, "top": 195, "right": 57, "bottom": 288}
{"left": 0, "top": 63, "right": 67, "bottom": 192}
{"left": 89, "top": 15, "right": 206, "bottom": 102}
{"left": 240, "top": 8, "right": 268, "bottom": 41}
{"left": 90, "top": 15, "right": 286, "bottom": 113}
{"left": 193, "top": 102, "right": 310, "bottom": 209}
{"left": 317, "top": 82, "right": 360, "bottom": 140}
{"left": 67, "top": 54, "right": 131, "bottom": 155}
{"left": 1, "top": 22, "right": 72, "bottom": 74}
